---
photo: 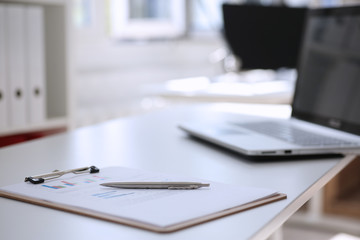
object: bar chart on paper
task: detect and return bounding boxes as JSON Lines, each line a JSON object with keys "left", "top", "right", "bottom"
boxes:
{"left": 41, "top": 175, "right": 110, "bottom": 190}
{"left": 92, "top": 191, "right": 135, "bottom": 199}
{"left": 84, "top": 175, "right": 108, "bottom": 183}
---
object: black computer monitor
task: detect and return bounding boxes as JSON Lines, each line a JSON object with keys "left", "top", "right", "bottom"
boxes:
{"left": 222, "top": 4, "right": 307, "bottom": 70}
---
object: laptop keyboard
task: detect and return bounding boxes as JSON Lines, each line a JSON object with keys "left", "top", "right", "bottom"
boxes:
{"left": 236, "top": 121, "right": 355, "bottom": 146}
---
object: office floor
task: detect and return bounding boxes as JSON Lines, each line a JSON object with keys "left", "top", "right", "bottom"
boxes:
{"left": 74, "top": 38, "right": 351, "bottom": 240}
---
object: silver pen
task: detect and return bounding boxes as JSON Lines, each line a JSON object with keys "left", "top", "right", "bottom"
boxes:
{"left": 100, "top": 182, "right": 210, "bottom": 190}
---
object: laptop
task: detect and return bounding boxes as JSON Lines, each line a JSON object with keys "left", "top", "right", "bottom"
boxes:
{"left": 179, "top": 6, "right": 360, "bottom": 158}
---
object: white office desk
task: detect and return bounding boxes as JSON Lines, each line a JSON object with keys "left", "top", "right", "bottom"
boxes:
{"left": 0, "top": 103, "right": 354, "bottom": 240}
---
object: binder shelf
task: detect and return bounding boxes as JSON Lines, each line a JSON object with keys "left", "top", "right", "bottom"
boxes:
{"left": 0, "top": 0, "right": 73, "bottom": 138}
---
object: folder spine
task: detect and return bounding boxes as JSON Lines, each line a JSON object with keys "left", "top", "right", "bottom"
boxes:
{"left": 0, "top": 5, "right": 8, "bottom": 129}
{"left": 25, "top": 5, "right": 46, "bottom": 124}
{"left": 6, "top": 4, "right": 27, "bottom": 127}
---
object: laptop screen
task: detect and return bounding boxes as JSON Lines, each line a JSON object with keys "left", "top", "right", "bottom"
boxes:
{"left": 292, "top": 6, "right": 360, "bottom": 135}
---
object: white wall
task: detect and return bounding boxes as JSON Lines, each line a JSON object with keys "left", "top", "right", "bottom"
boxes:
{"left": 74, "top": 36, "right": 225, "bottom": 126}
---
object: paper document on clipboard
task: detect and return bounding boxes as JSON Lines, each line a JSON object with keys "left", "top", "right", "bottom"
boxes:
{"left": 0, "top": 167, "right": 286, "bottom": 233}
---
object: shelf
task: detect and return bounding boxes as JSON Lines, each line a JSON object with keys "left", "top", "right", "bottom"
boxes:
{"left": 288, "top": 211, "right": 360, "bottom": 236}
{"left": 324, "top": 157, "right": 360, "bottom": 220}
{"left": 2, "top": 0, "right": 65, "bottom": 6}
{"left": 288, "top": 156, "right": 360, "bottom": 235}
{"left": 0, "top": 0, "right": 73, "bottom": 139}
{"left": 0, "top": 124, "right": 66, "bottom": 148}
{"left": 0, "top": 117, "right": 68, "bottom": 137}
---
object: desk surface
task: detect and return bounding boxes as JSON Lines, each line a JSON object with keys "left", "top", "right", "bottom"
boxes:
{"left": 0, "top": 103, "right": 354, "bottom": 240}
{"left": 143, "top": 74, "right": 295, "bottom": 105}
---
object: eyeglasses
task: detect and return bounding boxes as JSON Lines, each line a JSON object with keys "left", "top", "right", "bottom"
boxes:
{"left": 25, "top": 166, "right": 100, "bottom": 184}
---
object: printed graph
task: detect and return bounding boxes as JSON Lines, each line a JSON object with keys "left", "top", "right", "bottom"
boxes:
{"left": 92, "top": 191, "right": 134, "bottom": 199}
{"left": 42, "top": 185, "right": 66, "bottom": 189}
{"left": 84, "top": 178, "right": 96, "bottom": 183}
{"left": 42, "top": 180, "right": 76, "bottom": 189}
{"left": 41, "top": 175, "right": 109, "bottom": 190}
{"left": 84, "top": 175, "right": 109, "bottom": 183}
{"left": 61, "top": 181, "right": 77, "bottom": 186}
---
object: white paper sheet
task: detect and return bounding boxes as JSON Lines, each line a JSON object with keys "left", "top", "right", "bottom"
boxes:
{"left": 0, "top": 167, "right": 278, "bottom": 227}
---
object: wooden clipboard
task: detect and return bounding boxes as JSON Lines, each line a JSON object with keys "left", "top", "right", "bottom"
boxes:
{"left": 0, "top": 190, "right": 286, "bottom": 233}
